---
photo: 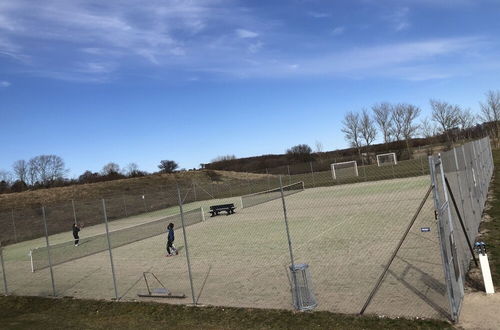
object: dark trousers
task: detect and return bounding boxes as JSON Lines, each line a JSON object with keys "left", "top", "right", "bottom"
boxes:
{"left": 166, "top": 240, "right": 173, "bottom": 254}
{"left": 73, "top": 234, "right": 79, "bottom": 245}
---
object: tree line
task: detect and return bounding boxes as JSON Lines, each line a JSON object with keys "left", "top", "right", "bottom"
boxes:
{"left": 0, "top": 158, "right": 182, "bottom": 194}
{"left": 205, "top": 90, "right": 500, "bottom": 172}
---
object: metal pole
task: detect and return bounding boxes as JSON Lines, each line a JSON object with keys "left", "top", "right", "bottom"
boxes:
{"left": 360, "top": 185, "right": 433, "bottom": 315}
{"left": 0, "top": 242, "right": 8, "bottom": 294}
{"left": 71, "top": 200, "right": 77, "bottom": 226}
{"left": 309, "top": 162, "right": 315, "bottom": 187}
{"left": 11, "top": 209, "right": 17, "bottom": 243}
{"left": 102, "top": 199, "right": 119, "bottom": 300}
{"left": 287, "top": 165, "right": 291, "bottom": 185}
{"left": 142, "top": 190, "right": 147, "bottom": 213}
{"left": 41, "top": 207, "right": 56, "bottom": 296}
{"left": 420, "top": 156, "right": 425, "bottom": 175}
{"left": 266, "top": 168, "right": 270, "bottom": 190}
{"left": 122, "top": 195, "right": 128, "bottom": 217}
{"left": 193, "top": 182, "right": 197, "bottom": 201}
{"left": 278, "top": 175, "right": 300, "bottom": 309}
{"left": 176, "top": 184, "right": 196, "bottom": 305}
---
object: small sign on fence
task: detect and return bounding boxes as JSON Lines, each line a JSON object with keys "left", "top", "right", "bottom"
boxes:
{"left": 420, "top": 227, "right": 431, "bottom": 232}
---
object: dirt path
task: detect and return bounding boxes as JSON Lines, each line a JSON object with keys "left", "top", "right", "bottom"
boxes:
{"left": 458, "top": 292, "right": 500, "bottom": 329}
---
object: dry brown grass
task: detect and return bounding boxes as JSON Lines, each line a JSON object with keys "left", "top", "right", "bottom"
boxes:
{"left": 0, "top": 170, "right": 265, "bottom": 211}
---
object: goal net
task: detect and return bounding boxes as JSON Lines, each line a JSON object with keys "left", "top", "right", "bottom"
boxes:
{"left": 331, "top": 161, "right": 358, "bottom": 180}
{"left": 241, "top": 181, "right": 305, "bottom": 208}
{"left": 376, "top": 153, "right": 397, "bottom": 166}
{"left": 30, "top": 207, "right": 204, "bottom": 272}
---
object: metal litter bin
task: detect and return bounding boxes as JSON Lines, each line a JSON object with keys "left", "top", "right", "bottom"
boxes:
{"left": 289, "top": 263, "right": 317, "bottom": 311}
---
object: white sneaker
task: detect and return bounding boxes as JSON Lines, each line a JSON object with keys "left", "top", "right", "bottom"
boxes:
{"left": 75, "top": 244, "right": 79, "bottom": 246}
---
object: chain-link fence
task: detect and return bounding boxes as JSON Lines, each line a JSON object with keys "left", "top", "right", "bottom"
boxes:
{"left": 429, "top": 137, "right": 493, "bottom": 322}
{"left": 0, "top": 137, "right": 493, "bottom": 322}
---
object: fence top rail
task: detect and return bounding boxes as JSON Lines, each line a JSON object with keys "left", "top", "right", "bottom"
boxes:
{"left": 241, "top": 181, "right": 304, "bottom": 198}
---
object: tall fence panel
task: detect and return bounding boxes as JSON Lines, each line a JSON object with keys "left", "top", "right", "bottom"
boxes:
{"left": 429, "top": 137, "right": 493, "bottom": 322}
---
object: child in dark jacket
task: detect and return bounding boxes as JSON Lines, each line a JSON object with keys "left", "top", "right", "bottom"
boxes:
{"left": 166, "top": 223, "right": 178, "bottom": 256}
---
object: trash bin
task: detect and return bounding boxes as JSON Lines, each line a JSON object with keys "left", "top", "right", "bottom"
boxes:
{"left": 289, "top": 263, "right": 317, "bottom": 311}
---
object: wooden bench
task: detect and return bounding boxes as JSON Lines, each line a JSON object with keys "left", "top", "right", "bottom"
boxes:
{"left": 209, "top": 204, "right": 236, "bottom": 217}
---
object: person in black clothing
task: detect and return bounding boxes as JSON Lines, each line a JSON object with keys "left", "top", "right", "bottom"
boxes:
{"left": 72, "top": 223, "right": 82, "bottom": 246}
{"left": 166, "top": 223, "right": 177, "bottom": 256}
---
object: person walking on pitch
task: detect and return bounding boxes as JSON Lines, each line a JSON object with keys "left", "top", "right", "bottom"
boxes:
{"left": 72, "top": 222, "right": 83, "bottom": 246}
{"left": 166, "top": 223, "right": 178, "bottom": 256}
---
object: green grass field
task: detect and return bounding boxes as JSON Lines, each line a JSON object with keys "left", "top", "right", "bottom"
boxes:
{"left": 0, "top": 175, "right": 450, "bottom": 321}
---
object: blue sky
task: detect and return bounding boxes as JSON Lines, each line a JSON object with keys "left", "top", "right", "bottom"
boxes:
{"left": 1, "top": 0, "right": 500, "bottom": 178}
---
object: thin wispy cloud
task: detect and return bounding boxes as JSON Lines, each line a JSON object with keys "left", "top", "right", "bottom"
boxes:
{"left": 0, "top": 0, "right": 498, "bottom": 83}
{"left": 0, "top": 81, "right": 11, "bottom": 87}
{"left": 206, "top": 36, "right": 490, "bottom": 81}
{"left": 385, "top": 7, "right": 411, "bottom": 31}
{"left": 236, "top": 29, "right": 259, "bottom": 39}
{"left": 332, "top": 26, "right": 345, "bottom": 36}
{"left": 308, "top": 11, "right": 330, "bottom": 18}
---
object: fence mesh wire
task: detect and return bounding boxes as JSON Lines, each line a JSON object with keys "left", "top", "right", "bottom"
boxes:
{"left": 0, "top": 137, "right": 494, "bottom": 322}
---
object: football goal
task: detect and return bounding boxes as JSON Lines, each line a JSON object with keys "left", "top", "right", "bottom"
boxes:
{"left": 376, "top": 153, "right": 397, "bottom": 166}
{"left": 331, "top": 161, "right": 358, "bottom": 180}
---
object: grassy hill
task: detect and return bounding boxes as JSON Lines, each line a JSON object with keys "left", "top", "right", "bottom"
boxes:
{"left": 0, "top": 170, "right": 266, "bottom": 211}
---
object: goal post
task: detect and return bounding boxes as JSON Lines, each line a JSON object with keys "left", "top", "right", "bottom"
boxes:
{"left": 376, "top": 153, "right": 397, "bottom": 167}
{"left": 331, "top": 161, "right": 358, "bottom": 180}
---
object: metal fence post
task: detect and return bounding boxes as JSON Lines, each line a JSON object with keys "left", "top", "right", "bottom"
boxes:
{"left": 122, "top": 195, "right": 128, "bottom": 217}
{"left": 310, "top": 162, "right": 315, "bottom": 187}
{"left": 266, "top": 168, "right": 270, "bottom": 190}
{"left": 11, "top": 209, "right": 17, "bottom": 243}
{"left": 461, "top": 145, "right": 479, "bottom": 226}
{"left": 71, "top": 200, "right": 77, "bottom": 225}
{"left": 41, "top": 207, "right": 56, "bottom": 296}
{"left": 142, "top": 190, "right": 147, "bottom": 213}
{"left": 193, "top": 182, "right": 197, "bottom": 201}
{"left": 287, "top": 165, "right": 292, "bottom": 185}
{"left": 176, "top": 184, "right": 196, "bottom": 305}
{"left": 429, "top": 156, "right": 459, "bottom": 322}
{"left": 102, "top": 199, "right": 119, "bottom": 300}
{"left": 453, "top": 148, "right": 468, "bottom": 233}
{"left": 278, "top": 175, "right": 300, "bottom": 308}
{"left": 0, "top": 242, "right": 8, "bottom": 295}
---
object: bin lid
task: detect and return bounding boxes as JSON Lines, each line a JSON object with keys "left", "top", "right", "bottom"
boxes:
{"left": 290, "top": 263, "right": 308, "bottom": 271}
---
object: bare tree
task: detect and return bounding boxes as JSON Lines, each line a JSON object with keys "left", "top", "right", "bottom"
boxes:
{"left": 480, "top": 90, "right": 500, "bottom": 145}
{"left": 457, "top": 108, "right": 476, "bottom": 139}
{"left": 420, "top": 118, "right": 438, "bottom": 139}
{"left": 314, "top": 140, "right": 324, "bottom": 153}
{"left": 12, "top": 159, "right": 28, "bottom": 183}
{"left": 393, "top": 103, "right": 421, "bottom": 157}
{"left": 341, "top": 111, "right": 362, "bottom": 157}
{"left": 430, "top": 99, "right": 460, "bottom": 141}
{"left": 27, "top": 158, "right": 38, "bottom": 185}
{"left": 124, "top": 163, "right": 139, "bottom": 175}
{"left": 101, "top": 162, "right": 120, "bottom": 175}
{"left": 391, "top": 105, "right": 405, "bottom": 142}
{"left": 158, "top": 160, "right": 178, "bottom": 173}
{"left": 0, "top": 170, "right": 12, "bottom": 185}
{"left": 372, "top": 102, "right": 393, "bottom": 146}
{"left": 24, "top": 155, "right": 67, "bottom": 185}
{"left": 360, "top": 109, "right": 377, "bottom": 147}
